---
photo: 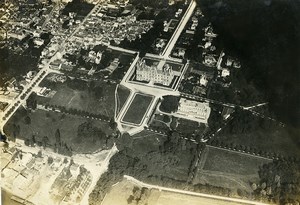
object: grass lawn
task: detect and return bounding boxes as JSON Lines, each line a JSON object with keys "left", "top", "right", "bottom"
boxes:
{"left": 122, "top": 93, "right": 153, "bottom": 125}
{"left": 193, "top": 146, "right": 271, "bottom": 192}
{"left": 4, "top": 108, "right": 114, "bottom": 153}
{"left": 116, "top": 85, "right": 131, "bottom": 116}
{"left": 38, "top": 76, "right": 116, "bottom": 118}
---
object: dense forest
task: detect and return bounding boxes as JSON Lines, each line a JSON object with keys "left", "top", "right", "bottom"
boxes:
{"left": 197, "top": 0, "right": 300, "bottom": 128}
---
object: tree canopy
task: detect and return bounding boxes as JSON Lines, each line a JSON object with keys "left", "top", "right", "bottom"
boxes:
{"left": 159, "top": 95, "right": 180, "bottom": 113}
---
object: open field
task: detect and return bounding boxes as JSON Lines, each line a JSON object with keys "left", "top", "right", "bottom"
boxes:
{"left": 4, "top": 108, "right": 114, "bottom": 153}
{"left": 38, "top": 76, "right": 116, "bottom": 118}
{"left": 101, "top": 179, "right": 258, "bottom": 205}
{"left": 202, "top": 146, "right": 269, "bottom": 175}
{"left": 122, "top": 93, "right": 154, "bottom": 125}
{"left": 194, "top": 146, "right": 271, "bottom": 192}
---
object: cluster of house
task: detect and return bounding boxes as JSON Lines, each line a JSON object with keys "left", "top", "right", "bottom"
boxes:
{"left": 6, "top": 26, "right": 26, "bottom": 41}
{"left": 75, "top": 5, "right": 154, "bottom": 45}
{"left": 0, "top": 1, "right": 15, "bottom": 24}
{"left": 40, "top": 35, "right": 71, "bottom": 66}
{"left": 84, "top": 50, "right": 103, "bottom": 65}
{"left": 1, "top": 148, "right": 55, "bottom": 200}
{"left": 1, "top": 145, "right": 92, "bottom": 205}
{"left": 43, "top": 7, "right": 77, "bottom": 36}
{"left": 6, "top": 0, "right": 56, "bottom": 39}
{"left": 202, "top": 24, "right": 219, "bottom": 68}
{"left": 172, "top": 47, "right": 186, "bottom": 58}
{"left": 188, "top": 63, "right": 215, "bottom": 96}
{"left": 51, "top": 163, "right": 92, "bottom": 205}
{"left": 170, "top": 8, "right": 203, "bottom": 58}
{"left": 3, "top": 71, "right": 37, "bottom": 93}
{"left": 216, "top": 51, "right": 241, "bottom": 85}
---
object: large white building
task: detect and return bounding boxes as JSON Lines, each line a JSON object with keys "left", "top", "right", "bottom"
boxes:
{"left": 177, "top": 98, "right": 211, "bottom": 123}
{"left": 136, "top": 59, "right": 175, "bottom": 86}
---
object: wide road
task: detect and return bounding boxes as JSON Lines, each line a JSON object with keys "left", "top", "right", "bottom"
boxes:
{"left": 162, "top": 0, "right": 197, "bottom": 58}
{"left": 124, "top": 175, "right": 270, "bottom": 205}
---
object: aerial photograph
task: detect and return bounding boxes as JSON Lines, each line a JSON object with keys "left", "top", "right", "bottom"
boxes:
{"left": 0, "top": 0, "right": 299, "bottom": 204}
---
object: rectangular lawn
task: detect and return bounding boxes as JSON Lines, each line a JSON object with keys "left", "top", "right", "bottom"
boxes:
{"left": 122, "top": 93, "right": 153, "bottom": 125}
{"left": 203, "top": 146, "right": 270, "bottom": 175}
{"left": 193, "top": 146, "right": 271, "bottom": 192}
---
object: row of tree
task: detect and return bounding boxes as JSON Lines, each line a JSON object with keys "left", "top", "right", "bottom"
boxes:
{"left": 43, "top": 103, "right": 110, "bottom": 121}
{"left": 208, "top": 139, "right": 293, "bottom": 161}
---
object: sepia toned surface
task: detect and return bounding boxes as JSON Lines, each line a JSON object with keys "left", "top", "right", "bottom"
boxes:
{"left": 1, "top": 0, "right": 299, "bottom": 205}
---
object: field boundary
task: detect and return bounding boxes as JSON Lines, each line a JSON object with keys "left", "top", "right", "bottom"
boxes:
{"left": 206, "top": 145, "right": 273, "bottom": 161}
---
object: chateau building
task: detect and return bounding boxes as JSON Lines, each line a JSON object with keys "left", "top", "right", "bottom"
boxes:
{"left": 136, "top": 59, "right": 175, "bottom": 86}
